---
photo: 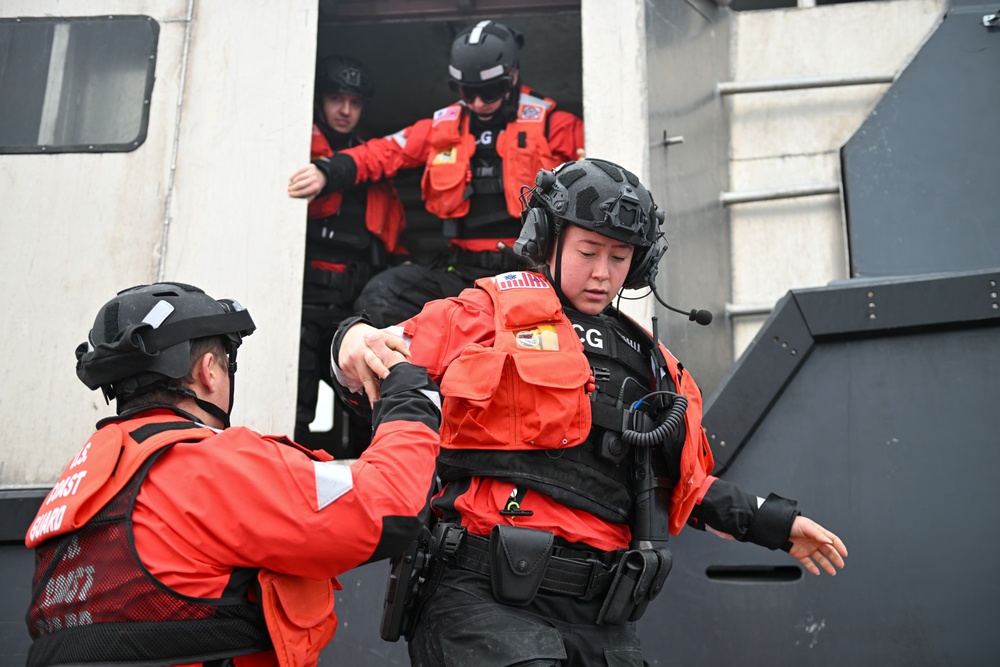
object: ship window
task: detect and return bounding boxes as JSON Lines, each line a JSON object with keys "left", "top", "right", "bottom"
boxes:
{"left": 0, "top": 15, "right": 158, "bottom": 154}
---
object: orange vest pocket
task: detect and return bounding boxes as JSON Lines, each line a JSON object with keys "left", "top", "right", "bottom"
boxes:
{"left": 258, "top": 570, "right": 340, "bottom": 667}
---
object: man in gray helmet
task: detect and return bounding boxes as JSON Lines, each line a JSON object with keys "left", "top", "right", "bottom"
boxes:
{"left": 311, "top": 20, "right": 585, "bottom": 329}
{"left": 333, "top": 159, "right": 847, "bottom": 666}
{"left": 24, "top": 281, "right": 441, "bottom": 667}
{"left": 287, "top": 55, "right": 409, "bottom": 448}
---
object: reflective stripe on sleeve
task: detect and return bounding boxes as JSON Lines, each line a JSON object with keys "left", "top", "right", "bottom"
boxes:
{"left": 313, "top": 460, "right": 354, "bottom": 510}
{"left": 420, "top": 388, "right": 442, "bottom": 412}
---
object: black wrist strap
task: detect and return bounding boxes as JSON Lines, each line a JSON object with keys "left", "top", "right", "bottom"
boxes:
{"left": 745, "top": 493, "right": 800, "bottom": 551}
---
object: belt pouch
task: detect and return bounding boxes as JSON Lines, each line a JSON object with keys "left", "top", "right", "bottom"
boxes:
{"left": 489, "top": 525, "right": 554, "bottom": 606}
{"left": 628, "top": 547, "right": 672, "bottom": 622}
{"left": 597, "top": 548, "right": 672, "bottom": 625}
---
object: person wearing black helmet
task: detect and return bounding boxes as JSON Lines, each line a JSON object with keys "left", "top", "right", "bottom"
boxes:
{"left": 332, "top": 159, "right": 847, "bottom": 666}
{"left": 288, "top": 55, "right": 409, "bottom": 446}
{"left": 311, "top": 20, "right": 585, "bottom": 330}
{"left": 24, "top": 282, "right": 442, "bottom": 667}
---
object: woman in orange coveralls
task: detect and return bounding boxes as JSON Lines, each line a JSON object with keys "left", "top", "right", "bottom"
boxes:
{"left": 24, "top": 282, "right": 441, "bottom": 667}
{"left": 333, "top": 159, "right": 848, "bottom": 666}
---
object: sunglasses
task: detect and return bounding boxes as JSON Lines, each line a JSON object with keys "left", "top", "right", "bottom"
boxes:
{"left": 450, "top": 79, "right": 511, "bottom": 104}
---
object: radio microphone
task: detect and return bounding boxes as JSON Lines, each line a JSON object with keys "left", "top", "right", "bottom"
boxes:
{"left": 663, "top": 303, "right": 713, "bottom": 326}
{"left": 651, "top": 288, "right": 713, "bottom": 326}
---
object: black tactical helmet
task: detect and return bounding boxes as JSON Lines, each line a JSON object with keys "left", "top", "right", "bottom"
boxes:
{"left": 515, "top": 158, "right": 667, "bottom": 290}
{"left": 76, "top": 282, "right": 256, "bottom": 414}
{"left": 315, "top": 55, "right": 374, "bottom": 101}
{"left": 449, "top": 20, "right": 523, "bottom": 102}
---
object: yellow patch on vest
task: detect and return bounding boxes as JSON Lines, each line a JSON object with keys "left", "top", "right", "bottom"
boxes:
{"left": 431, "top": 147, "right": 457, "bottom": 165}
{"left": 513, "top": 324, "right": 560, "bottom": 351}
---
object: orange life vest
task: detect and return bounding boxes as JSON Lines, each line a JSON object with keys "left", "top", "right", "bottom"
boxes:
{"left": 25, "top": 413, "right": 339, "bottom": 667}
{"left": 307, "top": 125, "right": 407, "bottom": 254}
{"left": 438, "top": 271, "right": 592, "bottom": 452}
{"left": 421, "top": 89, "right": 562, "bottom": 220}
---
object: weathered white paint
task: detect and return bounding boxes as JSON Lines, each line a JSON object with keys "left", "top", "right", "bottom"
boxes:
{"left": 158, "top": 0, "right": 316, "bottom": 445}
{"left": 581, "top": 0, "right": 649, "bottom": 180}
{"left": 727, "top": 0, "right": 947, "bottom": 358}
{"left": 0, "top": 0, "right": 317, "bottom": 486}
{"left": 581, "top": 0, "right": 654, "bottom": 324}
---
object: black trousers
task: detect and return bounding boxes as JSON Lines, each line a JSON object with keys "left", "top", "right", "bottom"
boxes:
{"left": 407, "top": 567, "right": 644, "bottom": 667}
{"left": 295, "top": 302, "right": 355, "bottom": 439}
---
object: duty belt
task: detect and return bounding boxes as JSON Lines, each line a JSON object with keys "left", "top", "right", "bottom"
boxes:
{"left": 455, "top": 532, "right": 620, "bottom": 601}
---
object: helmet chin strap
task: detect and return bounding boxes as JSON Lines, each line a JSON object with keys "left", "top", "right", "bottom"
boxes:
{"left": 497, "top": 81, "right": 521, "bottom": 123}
{"left": 195, "top": 396, "right": 233, "bottom": 429}
{"left": 549, "top": 231, "right": 568, "bottom": 304}
{"left": 168, "top": 347, "right": 239, "bottom": 429}
{"left": 165, "top": 386, "right": 232, "bottom": 429}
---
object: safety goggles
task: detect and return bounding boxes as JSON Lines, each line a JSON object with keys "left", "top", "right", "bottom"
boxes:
{"left": 450, "top": 78, "right": 511, "bottom": 104}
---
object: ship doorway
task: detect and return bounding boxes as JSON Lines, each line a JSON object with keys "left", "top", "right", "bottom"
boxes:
{"left": 302, "top": 1, "right": 583, "bottom": 455}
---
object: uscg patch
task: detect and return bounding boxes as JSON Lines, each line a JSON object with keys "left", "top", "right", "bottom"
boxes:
{"left": 495, "top": 272, "right": 550, "bottom": 290}
{"left": 517, "top": 104, "right": 545, "bottom": 122}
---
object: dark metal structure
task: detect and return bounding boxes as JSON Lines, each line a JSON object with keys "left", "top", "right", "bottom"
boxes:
{"left": 663, "top": 3, "right": 1000, "bottom": 663}
{"left": 0, "top": 491, "right": 45, "bottom": 666}
{"left": 689, "top": 270, "right": 1000, "bottom": 666}
{"left": 842, "top": 2, "right": 1000, "bottom": 278}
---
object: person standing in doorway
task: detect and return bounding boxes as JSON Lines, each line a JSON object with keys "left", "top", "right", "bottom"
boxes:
{"left": 288, "top": 55, "right": 408, "bottom": 447}
{"left": 311, "top": 21, "right": 585, "bottom": 328}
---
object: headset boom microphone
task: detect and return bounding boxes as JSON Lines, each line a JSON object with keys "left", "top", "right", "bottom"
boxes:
{"left": 651, "top": 288, "right": 713, "bottom": 326}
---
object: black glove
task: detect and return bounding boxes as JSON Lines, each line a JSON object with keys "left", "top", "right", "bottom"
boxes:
{"left": 313, "top": 153, "right": 358, "bottom": 195}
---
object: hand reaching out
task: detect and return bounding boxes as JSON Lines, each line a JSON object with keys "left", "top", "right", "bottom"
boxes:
{"left": 366, "top": 332, "right": 409, "bottom": 376}
{"left": 287, "top": 164, "right": 327, "bottom": 201}
{"left": 787, "top": 516, "right": 848, "bottom": 576}
{"left": 338, "top": 323, "right": 410, "bottom": 405}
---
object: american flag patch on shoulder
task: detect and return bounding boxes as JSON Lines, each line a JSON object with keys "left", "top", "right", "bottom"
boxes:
{"left": 494, "top": 272, "right": 550, "bottom": 290}
{"left": 433, "top": 106, "right": 461, "bottom": 125}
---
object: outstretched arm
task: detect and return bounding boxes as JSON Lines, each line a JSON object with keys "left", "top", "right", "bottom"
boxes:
{"left": 547, "top": 109, "right": 585, "bottom": 163}
{"left": 689, "top": 476, "right": 848, "bottom": 576}
{"left": 330, "top": 289, "right": 498, "bottom": 408}
{"left": 339, "top": 119, "right": 433, "bottom": 184}
{"left": 145, "top": 342, "right": 442, "bottom": 580}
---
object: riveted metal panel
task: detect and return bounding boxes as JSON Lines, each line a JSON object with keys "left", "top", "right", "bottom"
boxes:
{"left": 665, "top": 322, "right": 1000, "bottom": 665}
{"left": 843, "top": 6, "right": 1000, "bottom": 277}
